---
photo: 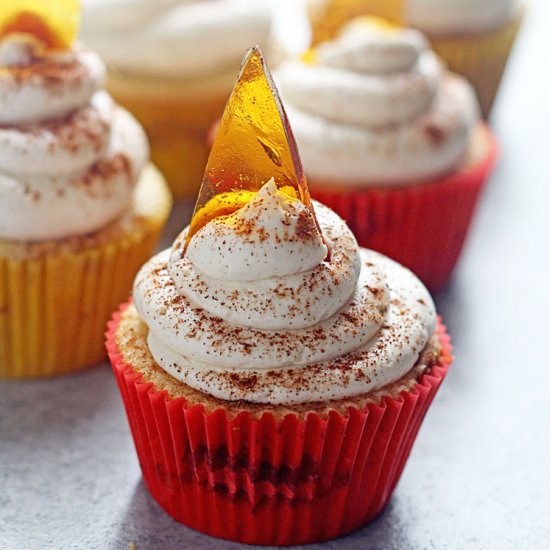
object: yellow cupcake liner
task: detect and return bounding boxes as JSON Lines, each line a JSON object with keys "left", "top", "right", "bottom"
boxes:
{"left": 429, "top": 10, "right": 524, "bottom": 118}
{"left": 107, "top": 73, "right": 229, "bottom": 200}
{"left": 309, "top": 0, "right": 404, "bottom": 44}
{"left": 0, "top": 168, "right": 172, "bottom": 378}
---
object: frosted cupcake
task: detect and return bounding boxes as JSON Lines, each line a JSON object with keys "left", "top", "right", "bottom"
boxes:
{"left": 107, "top": 47, "right": 452, "bottom": 545}
{"left": 308, "top": 0, "right": 524, "bottom": 117}
{"left": 81, "top": 0, "right": 273, "bottom": 199}
{"left": 0, "top": 15, "right": 171, "bottom": 377}
{"left": 276, "top": 18, "right": 498, "bottom": 290}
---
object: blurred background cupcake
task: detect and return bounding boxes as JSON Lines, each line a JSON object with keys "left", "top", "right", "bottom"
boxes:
{"left": 81, "top": 0, "right": 276, "bottom": 199}
{"left": 276, "top": 17, "right": 498, "bottom": 290}
{"left": 308, "top": 0, "right": 524, "bottom": 117}
{"left": 0, "top": 16, "right": 171, "bottom": 377}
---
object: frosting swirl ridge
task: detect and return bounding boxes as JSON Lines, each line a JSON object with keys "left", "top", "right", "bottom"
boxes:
{"left": 0, "top": 37, "right": 106, "bottom": 124}
{"left": 0, "top": 37, "right": 148, "bottom": 242}
{"left": 134, "top": 182, "right": 436, "bottom": 404}
{"left": 81, "top": 0, "right": 271, "bottom": 78}
{"left": 275, "top": 19, "right": 480, "bottom": 186}
{"left": 184, "top": 180, "right": 329, "bottom": 281}
{"left": 169, "top": 180, "right": 358, "bottom": 330}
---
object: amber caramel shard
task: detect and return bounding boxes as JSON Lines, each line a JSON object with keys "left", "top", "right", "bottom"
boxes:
{"left": 185, "top": 46, "right": 319, "bottom": 248}
{"left": 0, "top": 0, "right": 80, "bottom": 51}
{"left": 309, "top": 0, "right": 404, "bottom": 44}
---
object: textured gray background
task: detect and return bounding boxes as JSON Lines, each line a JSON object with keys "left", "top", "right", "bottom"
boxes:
{"left": 2, "top": 1, "right": 550, "bottom": 549}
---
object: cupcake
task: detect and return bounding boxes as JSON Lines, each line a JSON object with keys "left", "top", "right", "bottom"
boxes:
{"left": 308, "top": 0, "right": 524, "bottom": 117}
{"left": 81, "top": 0, "right": 274, "bottom": 199}
{"left": 0, "top": 8, "right": 171, "bottom": 378}
{"left": 276, "top": 18, "right": 498, "bottom": 290}
{"left": 106, "top": 47, "right": 452, "bottom": 545}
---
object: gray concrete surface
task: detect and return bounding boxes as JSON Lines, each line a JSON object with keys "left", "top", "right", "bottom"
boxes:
{"left": 1, "top": 1, "right": 549, "bottom": 548}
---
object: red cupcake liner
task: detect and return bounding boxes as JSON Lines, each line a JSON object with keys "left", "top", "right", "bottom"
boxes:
{"left": 311, "top": 124, "right": 498, "bottom": 291}
{"left": 106, "top": 302, "right": 452, "bottom": 545}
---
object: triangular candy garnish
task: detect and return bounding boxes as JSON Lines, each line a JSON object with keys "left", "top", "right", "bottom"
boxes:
{"left": 344, "top": 15, "right": 401, "bottom": 35}
{"left": 311, "top": 0, "right": 404, "bottom": 43}
{"left": 0, "top": 0, "right": 80, "bottom": 51}
{"left": 185, "top": 46, "right": 321, "bottom": 249}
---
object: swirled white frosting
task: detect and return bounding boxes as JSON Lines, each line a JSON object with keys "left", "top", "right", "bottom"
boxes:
{"left": 275, "top": 19, "right": 480, "bottom": 186}
{"left": 185, "top": 180, "right": 329, "bottom": 283}
{"left": 407, "top": 0, "right": 517, "bottom": 34}
{"left": 81, "top": 0, "right": 271, "bottom": 78}
{"left": 134, "top": 180, "right": 436, "bottom": 405}
{"left": 0, "top": 37, "right": 149, "bottom": 241}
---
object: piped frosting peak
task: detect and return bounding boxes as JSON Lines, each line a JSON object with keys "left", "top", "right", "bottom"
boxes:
{"left": 186, "top": 46, "right": 321, "bottom": 249}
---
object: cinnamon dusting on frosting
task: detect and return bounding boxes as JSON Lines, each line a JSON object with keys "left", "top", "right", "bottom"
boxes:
{"left": 83, "top": 153, "right": 132, "bottom": 186}
{"left": 7, "top": 55, "right": 86, "bottom": 86}
{"left": 133, "top": 193, "right": 437, "bottom": 405}
{"left": 0, "top": 36, "right": 148, "bottom": 241}
{"left": 424, "top": 122, "right": 446, "bottom": 146}
{"left": 116, "top": 303, "right": 444, "bottom": 417}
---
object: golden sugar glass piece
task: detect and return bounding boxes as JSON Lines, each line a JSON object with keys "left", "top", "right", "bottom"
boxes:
{"left": 0, "top": 0, "right": 80, "bottom": 50}
{"left": 300, "top": 48, "right": 317, "bottom": 65}
{"left": 185, "top": 46, "right": 319, "bottom": 248}
{"left": 310, "top": 0, "right": 404, "bottom": 44}
{"left": 348, "top": 15, "right": 401, "bottom": 34}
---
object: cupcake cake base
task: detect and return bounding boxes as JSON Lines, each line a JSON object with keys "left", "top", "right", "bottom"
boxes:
{"left": 106, "top": 301, "right": 452, "bottom": 545}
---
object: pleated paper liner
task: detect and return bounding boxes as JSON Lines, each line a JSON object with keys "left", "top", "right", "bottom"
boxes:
{"left": 311, "top": 124, "right": 498, "bottom": 292}
{"left": 308, "top": 0, "right": 405, "bottom": 45}
{"left": 0, "top": 166, "right": 171, "bottom": 378}
{"left": 106, "top": 302, "right": 452, "bottom": 545}
{"left": 429, "top": 8, "right": 524, "bottom": 118}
